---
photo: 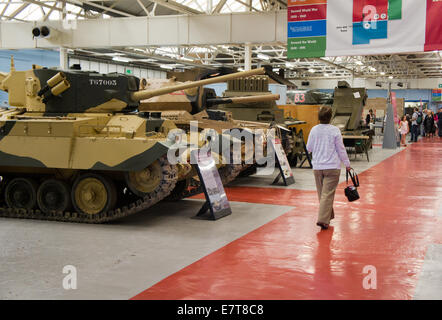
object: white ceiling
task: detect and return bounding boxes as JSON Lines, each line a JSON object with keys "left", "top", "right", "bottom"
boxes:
{"left": 1, "top": 1, "right": 441, "bottom": 79}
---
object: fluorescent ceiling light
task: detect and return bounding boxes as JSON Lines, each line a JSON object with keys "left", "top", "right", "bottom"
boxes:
{"left": 138, "top": 58, "right": 157, "bottom": 62}
{"left": 389, "top": 76, "right": 393, "bottom": 79}
{"left": 238, "top": 67, "right": 245, "bottom": 71}
{"left": 160, "top": 64, "right": 175, "bottom": 70}
{"left": 380, "top": 72, "right": 385, "bottom": 75}
{"left": 324, "top": 73, "right": 330, "bottom": 77}
{"left": 257, "top": 53, "right": 270, "bottom": 60}
{"left": 285, "top": 62, "right": 295, "bottom": 68}
{"left": 180, "top": 56, "right": 194, "bottom": 62}
{"left": 308, "top": 68, "right": 315, "bottom": 73}
{"left": 101, "top": 52, "right": 124, "bottom": 56}
{"left": 355, "top": 61, "right": 363, "bottom": 65}
{"left": 112, "top": 56, "right": 132, "bottom": 63}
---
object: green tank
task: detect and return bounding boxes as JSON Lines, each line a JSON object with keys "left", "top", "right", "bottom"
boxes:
{"left": 0, "top": 58, "right": 263, "bottom": 223}
{"left": 331, "top": 81, "right": 374, "bottom": 150}
{"left": 331, "top": 81, "right": 371, "bottom": 134}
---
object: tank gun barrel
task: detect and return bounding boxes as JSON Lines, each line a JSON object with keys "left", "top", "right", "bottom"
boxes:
{"left": 130, "top": 67, "right": 265, "bottom": 102}
{"left": 206, "top": 94, "right": 280, "bottom": 107}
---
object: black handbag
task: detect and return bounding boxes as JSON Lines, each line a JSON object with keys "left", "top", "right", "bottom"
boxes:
{"left": 344, "top": 169, "right": 360, "bottom": 202}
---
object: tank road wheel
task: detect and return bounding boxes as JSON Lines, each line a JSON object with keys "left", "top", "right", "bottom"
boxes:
{"left": 37, "top": 179, "right": 71, "bottom": 214}
{"left": 125, "top": 156, "right": 178, "bottom": 202}
{"left": 5, "top": 178, "right": 38, "bottom": 210}
{"left": 125, "top": 160, "right": 163, "bottom": 197}
{"left": 71, "top": 174, "right": 116, "bottom": 215}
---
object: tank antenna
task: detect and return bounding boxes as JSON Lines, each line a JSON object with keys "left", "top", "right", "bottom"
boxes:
{"left": 10, "top": 55, "right": 15, "bottom": 71}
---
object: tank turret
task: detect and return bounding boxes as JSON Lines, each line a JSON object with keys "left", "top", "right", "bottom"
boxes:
{"left": 330, "top": 81, "right": 368, "bottom": 133}
{"left": 0, "top": 58, "right": 265, "bottom": 114}
{"left": 214, "top": 75, "right": 285, "bottom": 123}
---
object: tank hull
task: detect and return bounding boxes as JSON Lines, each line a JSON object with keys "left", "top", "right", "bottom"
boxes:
{"left": 0, "top": 109, "right": 179, "bottom": 223}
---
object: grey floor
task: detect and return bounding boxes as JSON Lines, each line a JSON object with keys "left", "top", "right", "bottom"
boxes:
{"left": 0, "top": 200, "right": 292, "bottom": 299}
{"left": 0, "top": 139, "right": 439, "bottom": 300}
{"left": 413, "top": 244, "right": 442, "bottom": 300}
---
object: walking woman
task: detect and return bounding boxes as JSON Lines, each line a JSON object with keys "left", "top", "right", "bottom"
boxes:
{"left": 307, "top": 106, "right": 352, "bottom": 230}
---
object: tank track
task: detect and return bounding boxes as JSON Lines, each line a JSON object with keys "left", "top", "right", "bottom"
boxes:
{"left": 219, "top": 163, "right": 243, "bottom": 185}
{"left": 0, "top": 156, "right": 178, "bottom": 224}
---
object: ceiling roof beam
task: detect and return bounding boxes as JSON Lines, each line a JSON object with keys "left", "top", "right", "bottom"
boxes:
{"left": 136, "top": 0, "right": 150, "bottom": 15}
{"left": 43, "top": 1, "right": 59, "bottom": 21}
{"left": 0, "top": 0, "right": 11, "bottom": 19}
{"left": 315, "top": 57, "right": 362, "bottom": 77}
{"left": 148, "top": 0, "right": 203, "bottom": 15}
{"left": 234, "top": 0, "right": 260, "bottom": 11}
{"left": 23, "top": 0, "right": 87, "bottom": 18}
{"left": 113, "top": 48, "right": 218, "bottom": 69}
{"left": 6, "top": 2, "right": 29, "bottom": 20}
{"left": 213, "top": 0, "right": 227, "bottom": 13}
{"left": 67, "top": 0, "right": 134, "bottom": 17}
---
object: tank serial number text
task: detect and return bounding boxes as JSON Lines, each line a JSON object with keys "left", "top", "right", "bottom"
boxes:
{"left": 89, "top": 79, "right": 118, "bottom": 86}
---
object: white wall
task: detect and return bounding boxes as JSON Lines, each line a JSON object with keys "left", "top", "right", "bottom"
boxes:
{"left": 291, "top": 77, "right": 442, "bottom": 90}
{"left": 68, "top": 57, "right": 167, "bottom": 79}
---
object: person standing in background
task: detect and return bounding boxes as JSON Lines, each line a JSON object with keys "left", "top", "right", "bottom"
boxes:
{"left": 438, "top": 108, "right": 442, "bottom": 137}
{"left": 410, "top": 108, "right": 419, "bottom": 142}
{"left": 421, "top": 109, "right": 428, "bottom": 137}
{"left": 430, "top": 111, "right": 436, "bottom": 137}
{"left": 366, "top": 109, "right": 374, "bottom": 128}
{"left": 406, "top": 114, "right": 412, "bottom": 138}
{"left": 307, "top": 106, "right": 352, "bottom": 230}
{"left": 423, "top": 110, "right": 435, "bottom": 138}
{"left": 399, "top": 115, "right": 409, "bottom": 146}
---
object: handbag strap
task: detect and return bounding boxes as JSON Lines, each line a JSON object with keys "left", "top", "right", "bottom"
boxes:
{"left": 346, "top": 169, "right": 359, "bottom": 187}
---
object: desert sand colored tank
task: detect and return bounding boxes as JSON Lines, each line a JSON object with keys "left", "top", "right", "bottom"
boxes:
{"left": 0, "top": 58, "right": 264, "bottom": 223}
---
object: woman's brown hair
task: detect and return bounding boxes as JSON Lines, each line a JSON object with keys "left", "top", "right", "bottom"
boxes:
{"left": 318, "top": 106, "right": 333, "bottom": 124}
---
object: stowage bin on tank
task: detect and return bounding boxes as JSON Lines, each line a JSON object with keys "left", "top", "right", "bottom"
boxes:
{"left": 0, "top": 57, "right": 265, "bottom": 223}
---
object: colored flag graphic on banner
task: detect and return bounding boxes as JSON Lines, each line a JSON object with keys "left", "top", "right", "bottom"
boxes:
{"left": 287, "top": 0, "right": 442, "bottom": 59}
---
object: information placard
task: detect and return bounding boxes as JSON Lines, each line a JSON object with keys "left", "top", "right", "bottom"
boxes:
{"left": 270, "top": 138, "right": 295, "bottom": 186}
{"left": 191, "top": 149, "right": 232, "bottom": 220}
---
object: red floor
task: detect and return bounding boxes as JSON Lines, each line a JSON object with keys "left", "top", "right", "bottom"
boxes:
{"left": 132, "top": 138, "right": 442, "bottom": 300}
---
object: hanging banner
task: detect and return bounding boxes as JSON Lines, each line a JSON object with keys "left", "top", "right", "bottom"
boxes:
{"left": 432, "top": 89, "right": 442, "bottom": 102}
{"left": 287, "top": 0, "right": 442, "bottom": 58}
